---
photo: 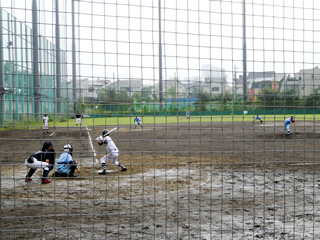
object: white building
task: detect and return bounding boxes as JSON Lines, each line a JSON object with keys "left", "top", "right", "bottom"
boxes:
{"left": 78, "top": 77, "right": 111, "bottom": 101}
{"left": 298, "top": 67, "right": 320, "bottom": 96}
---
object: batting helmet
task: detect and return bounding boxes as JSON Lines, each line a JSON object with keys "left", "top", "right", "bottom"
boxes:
{"left": 43, "top": 141, "right": 53, "bottom": 150}
{"left": 102, "top": 129, "right": 109, "bottom": 137}
{"left": 64, "top": 144, "right": 73, "bottom": 152}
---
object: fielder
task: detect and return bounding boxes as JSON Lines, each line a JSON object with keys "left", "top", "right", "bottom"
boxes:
{"left": 43, "top": 113, "right": 49, "bottom": 133}
{"left": 75, "top": 111, "right": 82, "bottom": 127}
{"left": 55, "top": 144, "right": 80, "bottom": 177}
{"left": 284, "top": 116, "right": 295, "bottom": 135}
{"left": 186, "top": 111, "right": 190, "bottom": 119}
{"left": 97, "top": 129, "right": 127, "bottom": 175}
{"left": 134, "top": 116, "right": 143, "bottom": 129}
{"left": 25, "top": 141, "right": 56, "bottom": 184}
{"left": 253, "top": 114, "right": 263, "bottom": 123}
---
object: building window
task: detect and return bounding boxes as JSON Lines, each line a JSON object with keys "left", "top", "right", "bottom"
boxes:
{"left": 120, "top": 87, "right": 130, "bottom": 91}
{"left": 88, "top": 87, "right": 94, "bottom": 92}
{"left": 212, "top": 87, "right": 219, "bottom": 91}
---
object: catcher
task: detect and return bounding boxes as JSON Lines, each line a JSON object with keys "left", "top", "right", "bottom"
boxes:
{"left": 55, "top": 144, "right": 80, "bottom": 177}
{"left": 284, "top": 116, "right": 295, "bottom": 136}
{"left": 96, "top": 129, "right": 127, "bottom": 175}
{"left": 25, "top": 141, "right": 56, "bottom": 184}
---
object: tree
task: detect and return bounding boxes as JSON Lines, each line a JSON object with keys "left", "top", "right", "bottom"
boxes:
{"left": 194, "top": 90, "right": 211, "bottom": 111}
{"left": 256, "top": 88, "right": 280, "bottom": 107}
{"left": 257, "top": 87, "right": 301, "bottom": 108}
{"left": 98, "top": 88, "right": 117, "bottom": 103}
{"left": 304, "top": 88, "right": 320, "bottom": 108}
{"left": 279, "top": 88, "right": 300, "bottom": 107}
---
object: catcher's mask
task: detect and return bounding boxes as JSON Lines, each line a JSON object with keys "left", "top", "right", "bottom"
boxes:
{"left": 64, "top": 144, "right": 73, "bottom": 152}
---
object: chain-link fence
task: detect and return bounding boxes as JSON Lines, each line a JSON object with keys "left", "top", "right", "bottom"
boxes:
{"left": 1, "top": 0, "right": 320, "bottom": 239}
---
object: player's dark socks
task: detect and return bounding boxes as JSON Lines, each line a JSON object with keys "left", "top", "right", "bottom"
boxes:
{"left": 27, "top": 168, "right": 36, "bottom": 178}
{"left": 118, "top": 163, "right": 127, "bottom": 171}
{"left": 43, "top": 170, "right": 49, "bottom": 179}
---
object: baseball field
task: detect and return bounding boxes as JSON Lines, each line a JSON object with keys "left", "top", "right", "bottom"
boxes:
{"left": 1, "top": 116, "right": 320, "bottom": 239}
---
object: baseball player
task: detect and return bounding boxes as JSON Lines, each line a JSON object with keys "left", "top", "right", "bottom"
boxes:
{"left": 97, "top": 129, "right": 127, "bottom": 175}
{"left": 75, "top": 111, "right": 82, "bottom": 127}
{"left": 55, "top": 144, "right": 80, "bottom": 177}
{"left": 42, "top": 113, "right": 49, "bottom": 133}
{"left": 134, "top": 116, "right": 143, "bottom": 129}
{"left": 24, "top": 141, "right": 56, "bottom": 184}
{"left": 284, "top": 116, "right": 295, "bottom": 136}
{"left": 253, "top": 114, "right": 263, "bottom": 123}
{"left": 186, "top": 111, "right": 190, "bottom": 119}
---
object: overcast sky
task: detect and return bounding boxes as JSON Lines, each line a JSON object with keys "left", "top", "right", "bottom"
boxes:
{"left": 2, "top": 0, "right": 320, "bottom": 84}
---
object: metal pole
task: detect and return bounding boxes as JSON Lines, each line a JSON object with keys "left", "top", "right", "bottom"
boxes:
{"left": 55, "top": 0, "right": 61, "bottom": 113}
{"left": 32, "top": 0, "right": 40, "bottom": 117}
{"left": 0, "top": 6, "right": 3, "bottom": 236}
{"left": 158, "top": 0, "right": 163, "bottom": 110}
{"left": 72, "top": 0, "right": 77, "bottom": 112}
{"left": 242, "top": 0, "right": 247, "bottom": 102}
{"left": 0, "top": 8, "right": 3, "bottom": 127}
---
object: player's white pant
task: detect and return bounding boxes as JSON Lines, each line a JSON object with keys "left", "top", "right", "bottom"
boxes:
{"left": 76, "top": 118, "right": 81, "bottom": 125}
{"left": 43, "top": 123, "right": 48, "bottom": 130}
{"left": 285, "top": 123, "right": 290, "bottom": 133}
{"left": 25, "top": 158, "right": 49, "bottom": 171}
{"left": 100, "top": 151, "right": 119, "bottom": 166}
{"left": 135, "top": 122, "right": 142, "bottom": 128}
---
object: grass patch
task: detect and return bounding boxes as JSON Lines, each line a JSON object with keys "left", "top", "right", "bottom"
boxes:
{"left": 0, "top": 114, "right": 317, "bottom": 130}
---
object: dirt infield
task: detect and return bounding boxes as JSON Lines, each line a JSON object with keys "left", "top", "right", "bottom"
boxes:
{"left": 1, "top": 121, "right": 320, "bottom": 239}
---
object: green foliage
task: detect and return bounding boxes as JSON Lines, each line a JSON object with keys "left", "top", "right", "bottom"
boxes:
{"left": 55, "top": 114, "right": 68, "bottom": 123}
{"left": 212, "top": 91, "right": 233, "bottom": 110}
{"left": 257, "top": 88, "right": 279, "bottom": 107}
{"left": 76, "top": 98, "right": 86, "bottom": 113}
{"left": 194, "top": 90, "right": 211, "bottom": 111}
{"left": 98, "top": 88, "right": 130, "bottom": 103}
{"left": 132, "top": 92, "right": 142, "bottom": 103}
{"left": 3, "top": 115, "right": 40, "bottom": 128}
{"left": 279, "top": 88, "right": 300, "bottom": 107}
{"left": 257, "top": 88, "right": 300, "bottom": 107}
{"left": 304, "top": 88, "right": 320, "bottom": 108}
{"left": 167, "top": 87, "right": 177, "bottom": 103}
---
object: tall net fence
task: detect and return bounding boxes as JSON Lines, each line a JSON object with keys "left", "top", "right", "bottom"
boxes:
{"left": 1, "top": 0, "right": 320, "bottom": 239}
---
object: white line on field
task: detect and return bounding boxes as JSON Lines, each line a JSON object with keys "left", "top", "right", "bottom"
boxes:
{"left": 86, "top": 125, "right": 98, "bottom": 165}
{"left": 49, "top": 132, "right": 55, "bottom": 136}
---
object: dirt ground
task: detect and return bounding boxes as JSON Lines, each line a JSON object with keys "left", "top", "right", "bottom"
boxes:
{"left": 1, "top": 119, "right": 320, "bottom": 239}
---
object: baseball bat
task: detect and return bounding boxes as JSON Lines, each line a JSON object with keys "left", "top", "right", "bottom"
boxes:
{"left": 107, "top": 127, "right": 119, "bottom": 135}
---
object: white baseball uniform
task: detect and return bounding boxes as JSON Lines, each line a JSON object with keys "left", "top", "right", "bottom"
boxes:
{"left": 100, "top": 136, "right": 120, "bottom": 166}
{"left": 43, "top": 115, "right": 49, "bottom": 131}
{"left": 25, "top": 156, "right": 49, "bottom": 169}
